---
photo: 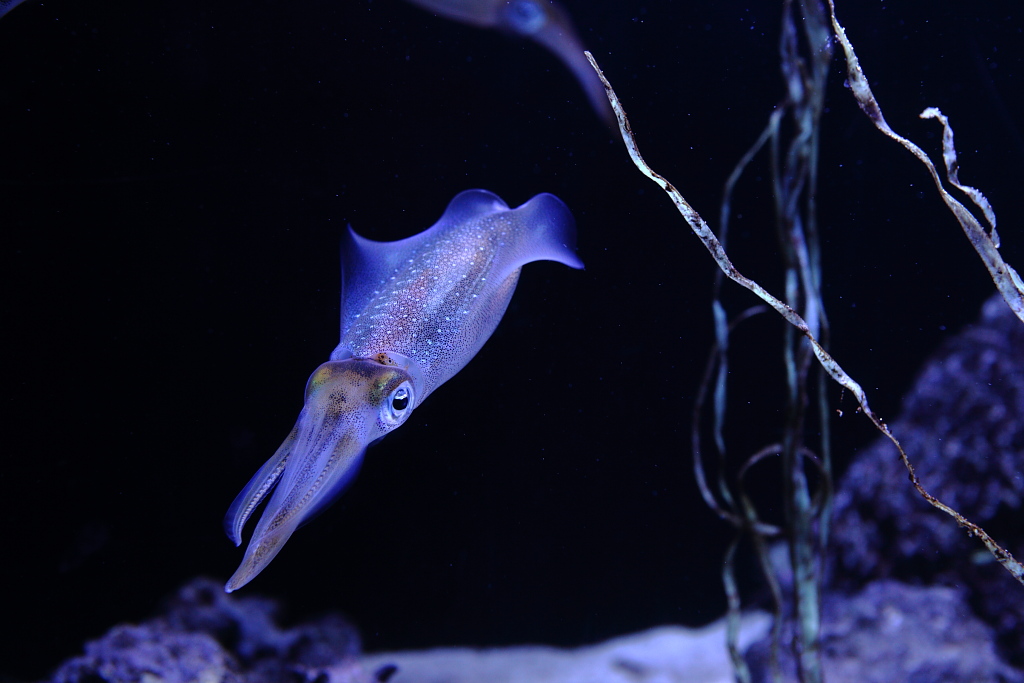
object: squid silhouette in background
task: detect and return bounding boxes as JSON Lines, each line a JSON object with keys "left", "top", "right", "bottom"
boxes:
{"left": 0, "top": 0, "right": 27, "bottom": 19}
{"left": 1, "top": 0, "right": 611, "bottom": 124}
{"left": 404, "top": 0, "right": 614, "bottom": 125}
{"left": 225, "top": 190, "right": 583, "bottom": 591}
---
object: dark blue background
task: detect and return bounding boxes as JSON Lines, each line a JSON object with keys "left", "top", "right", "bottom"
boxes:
{"left": 3, "top": 0, "right": 1022, "bottom": 679}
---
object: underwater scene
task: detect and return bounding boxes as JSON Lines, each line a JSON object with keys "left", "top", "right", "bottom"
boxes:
{"left": 3, "top": 0, "right": 1022, "bottom": 680}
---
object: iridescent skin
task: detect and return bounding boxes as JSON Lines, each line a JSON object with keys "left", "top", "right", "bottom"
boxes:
{"left": 403, "top": 0, "right": 614, "bottom": 125}
{"left": 225, "top": 189, "right": 582, "bottom": 591}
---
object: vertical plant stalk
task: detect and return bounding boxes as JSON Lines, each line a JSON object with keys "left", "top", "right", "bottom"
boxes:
{"left": 773, "top": 2, "right": 833, "bottom": 680}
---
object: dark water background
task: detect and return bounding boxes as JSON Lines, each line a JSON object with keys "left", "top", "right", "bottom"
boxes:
{"left": 3, "top": 0, "right": 1022, "bottom": 679}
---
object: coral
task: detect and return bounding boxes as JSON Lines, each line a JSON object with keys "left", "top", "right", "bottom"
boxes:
{"left": 47, "top": 578, "right": 393, "bottom": 683}
{"left": 51, "top": 624, "right": 239, "bottom": 683}
{"left": 829, "top": 295, "right": 1024, "bottom": 665}
{"left": 747, "top": 580, "right": 1023, "bottom": 683}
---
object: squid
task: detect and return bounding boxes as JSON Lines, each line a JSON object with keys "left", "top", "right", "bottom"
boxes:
{"left": 224, "top": 189, "right": 583, "bottom": 591}
{"left": 403, "top": 0, "right": 614, "bottom": 125}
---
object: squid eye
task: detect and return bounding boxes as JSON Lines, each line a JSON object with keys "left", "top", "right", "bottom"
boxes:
{"left": 503, "top": 0, "right": 546, "bottom": 35}
{"left": 381, "top": 380, "right": 415, "bottom": 427}
{"left": 392, "top": 387, "right": 409, "bottom": 412}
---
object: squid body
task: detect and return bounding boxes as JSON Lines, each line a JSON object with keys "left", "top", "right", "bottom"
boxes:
{"left": 403, "top": 0, "right": 614, "bottom": 125}
{"left": 224, "top": 189, "right": 583, "bottom": 591}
